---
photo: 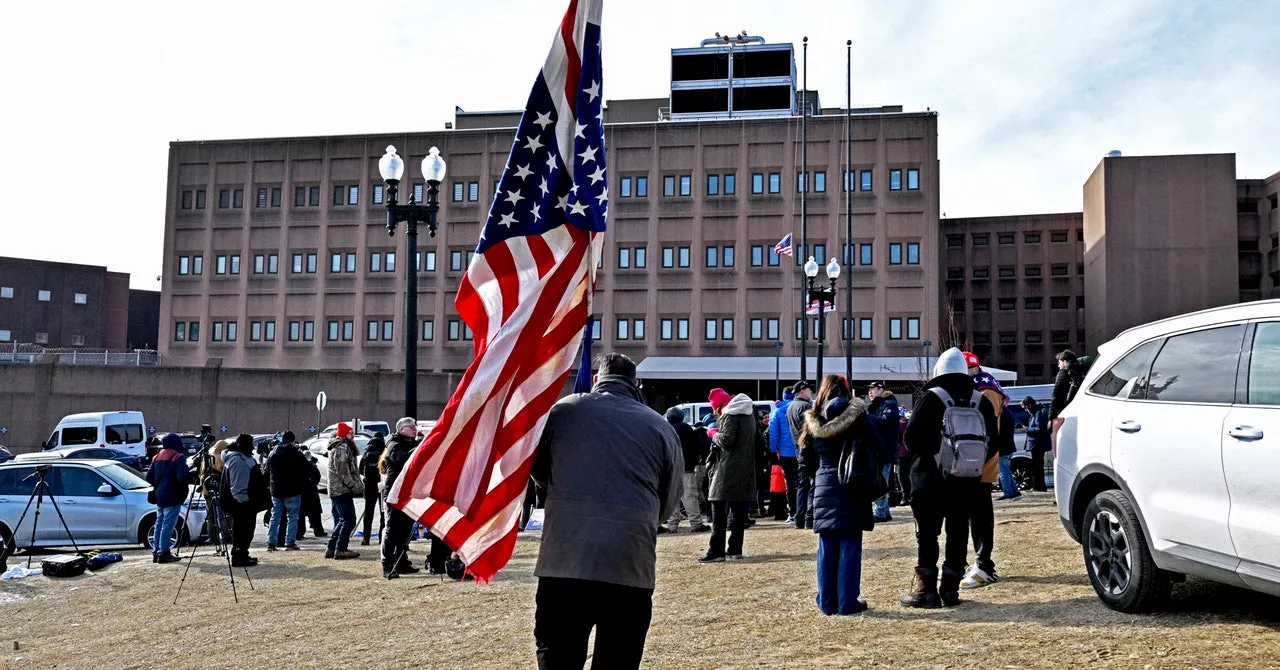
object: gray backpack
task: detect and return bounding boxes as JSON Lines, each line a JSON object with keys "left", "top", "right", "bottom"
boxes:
{"left": 929, "top": 388, "right": 989, "bottom": 478}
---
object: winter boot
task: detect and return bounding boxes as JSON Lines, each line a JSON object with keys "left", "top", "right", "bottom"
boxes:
{"left": 899, "top": 568, "right": 941, "bottom": 609}
{"left": 939, "top": 567, "right": 964, "bottom": 607}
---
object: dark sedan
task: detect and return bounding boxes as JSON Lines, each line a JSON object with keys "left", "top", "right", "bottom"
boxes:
{"left": 13, "top": 446, "right": 147, "bottom": 471}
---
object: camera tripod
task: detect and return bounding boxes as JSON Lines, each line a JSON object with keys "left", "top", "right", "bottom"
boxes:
{"left": 0, "top": 465, "right": 83, "bottom": 571}
{"left": 173, "top": 449, "right": 254, "bottom": 604}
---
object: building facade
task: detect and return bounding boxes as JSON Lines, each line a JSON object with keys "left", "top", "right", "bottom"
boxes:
{"left": 0, "top": 256, "right": 130, "bottom": 349}
{"left": 159, "top": 102, "right": 941, "bottom": 374}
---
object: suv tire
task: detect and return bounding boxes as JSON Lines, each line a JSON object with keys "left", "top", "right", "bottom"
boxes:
{"left": 1082, "top": 490, "right": 1171, "bottom": 612}
{"left": 141, "top": 516, "right": 187, "bottom": 552}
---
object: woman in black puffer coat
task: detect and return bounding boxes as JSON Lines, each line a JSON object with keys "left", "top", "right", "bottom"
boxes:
{"left": 800, "top": 374, "right": 882, "bottom": 616}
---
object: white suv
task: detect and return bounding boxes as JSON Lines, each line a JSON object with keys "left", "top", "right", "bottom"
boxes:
{"left": 1057, "top": 300, "right": 1280, "bottom": 612}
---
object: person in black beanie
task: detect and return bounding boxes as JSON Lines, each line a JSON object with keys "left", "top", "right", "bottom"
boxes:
{"left": 220, "top": 434, "right": 260, "bottom": 567}
{"left": 360, "top": 432, "right": 386, "bottom": 546}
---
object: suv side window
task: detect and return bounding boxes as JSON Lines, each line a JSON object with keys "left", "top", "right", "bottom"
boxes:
{"left": 62, "top": 427, "right": 98, "bottom": 446}
{"left": 1144, "top": 325, "right": 1245, "bottom": 403}
{"left": 1090, "top": 340, "right": 1161, "bottom": 399}
{"left": 53, "top": 466, "right": 109, "bottom": 497}
{"left": 1247, "top": 322, "right": 1280, "bottom": 405}
{"left": 0, "top": 467, "right": 38, "bottom": 496}
{"left": 105, "top": 423, "right": 143, "bottom": 445}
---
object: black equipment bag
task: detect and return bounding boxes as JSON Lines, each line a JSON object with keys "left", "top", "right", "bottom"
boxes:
{"left": 42, "top": 554, "right": 87, "bottom": 578}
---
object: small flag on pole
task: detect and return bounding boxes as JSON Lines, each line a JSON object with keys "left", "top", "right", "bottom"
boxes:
{"left": 774, "top": 233, "right": 794, "bottom": 257}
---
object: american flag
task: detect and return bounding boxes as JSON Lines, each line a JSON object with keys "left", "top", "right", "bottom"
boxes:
{"left": 805, "top": 299, "right": 837, "bottom": 315}
{"left": 774, "top": 233, "right": 794, "bottom": 257}
{"left": 387, "top": 0, "right": 607, "bottom": 584}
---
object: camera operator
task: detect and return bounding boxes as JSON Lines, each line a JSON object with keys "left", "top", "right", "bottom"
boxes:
{"left": 196, "top": 439, "right": 230, "bottom": 545}
{"left": 221, "top": 434, "right": 260, "bottom": 567}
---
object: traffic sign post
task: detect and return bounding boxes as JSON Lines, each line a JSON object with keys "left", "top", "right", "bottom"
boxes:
{"left": 316, "top": 391, "right": 327, "bottom": 438}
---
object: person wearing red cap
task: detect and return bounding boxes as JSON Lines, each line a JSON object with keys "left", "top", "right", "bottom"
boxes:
{"left": 962, "top": 353, "right": 1018, "bottom": 591}
{"left": 325, "top": 423, "right": 364, "bottom": 560}
{"left": 699, "top": 388, "right": 758, "bottom": 563}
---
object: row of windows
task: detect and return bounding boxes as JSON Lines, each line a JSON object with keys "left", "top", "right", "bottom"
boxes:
{"left": 967, "top": 330, "right": 1081, "bottom": 346}
{"left": 181, "top": 185, "right": 390, "bottom": 211}
{"left": 173, "top": 318, "right": 484, "bottom": 344}
{"left": 0, "top": 331, "right": 86, "bottom": 346}
{"left": 953, "top": 296, "right": 1084, "bottom": 311}
{"left": 175, "top": 250, "right": 479, "bottom": 278}
{"left": 0, "top": 287, "right": 87, "bottom": 304}
{"left": 950, "top": 264, "right": 1083, "bottom": 280}
{"left": 947, "top": 230, "right": 1083, "bottom": 247}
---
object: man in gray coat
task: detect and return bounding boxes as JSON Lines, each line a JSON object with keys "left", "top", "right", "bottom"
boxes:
{"left": 699, "top": 388, "right": 758, "bottom": 563}
{"left": 531, "top": 352, "right": 683, "bottom": 670}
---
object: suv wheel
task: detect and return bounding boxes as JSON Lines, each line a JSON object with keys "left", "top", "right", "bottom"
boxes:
{"left": 0, "top": 523, "right": 14, "bottom": 563}
{"left": 1082, "top": 490, "right": 1171, "bottom": 612}
{"left": 141, "top": 516, "right": 187, "bottom": 552}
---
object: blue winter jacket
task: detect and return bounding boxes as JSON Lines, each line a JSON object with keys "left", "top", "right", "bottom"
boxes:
{"left": 146, "top": 446, "right": 191, "bottom": 508}
{"left": 767, "top": 400, "right": 798, "bottom": 458}
{"left": 866, "top": 393, "right": 901, "bottom": 461}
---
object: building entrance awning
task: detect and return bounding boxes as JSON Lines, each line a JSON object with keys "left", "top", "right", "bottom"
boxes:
{"left": 636, "top": 356, "right": 1017, "bottom": 384}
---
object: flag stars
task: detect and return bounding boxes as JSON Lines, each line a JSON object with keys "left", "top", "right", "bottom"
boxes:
{"left": 513, "top": 164, "right": 533, "bottom": 181}
{"left": 585, "top": 80, "right": 600, "bottom": 102}
{"left": 531, "top": 203, "right": 542, "bottom": 223}
{"left": 556, "top": 194, "right": 569, "bottom": 211}
{"left": 546, "top": 154, "right": 558, "bottom": 173}
{"left": 588, "top": 166, "right": 606, "bottom": 185}
{"left": 523, "top": 134, "right": 545, "bottom": 153}
{"left": 497, "top": 211, "right": 518, "bottom": 228}
{"left": 532, "top": 110, "right": 553, "bottom": 130}
{"left": 569, "top": 200, "right": 589, "bottom": 217}
{"left": 577, "top": 145, "right": 598, "bottom": 165}
{"left": 575, "top": 122, "right": 587, "bottom": 139}
{"left": 504, "top": 189, "right": 525, "bottom": 206}
{"left": 595, "top": 187, "right": 609, "bottom": 206}
{"left": 538, "top": 177, "right": 550, "bottom": 197}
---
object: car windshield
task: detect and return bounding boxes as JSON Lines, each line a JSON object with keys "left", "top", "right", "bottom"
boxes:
{"left": 98, "top": 463, "right": 150, "bottom": 490}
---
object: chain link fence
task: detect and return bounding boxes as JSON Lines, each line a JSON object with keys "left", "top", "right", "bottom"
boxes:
{"left": 0, "top": 343, "right": 161, "bottom": 366}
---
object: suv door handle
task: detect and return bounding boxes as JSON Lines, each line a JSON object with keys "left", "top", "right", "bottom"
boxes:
{"left": 1116, "top": 420, "right": 1142, "bottom": 433}
{"left": 1228, "top": 426, "right": 1264, "bottom": 441}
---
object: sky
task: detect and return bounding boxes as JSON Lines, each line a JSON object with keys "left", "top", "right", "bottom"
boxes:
{"left": 2, "top": 0, "right": 1277, "bottom": 289}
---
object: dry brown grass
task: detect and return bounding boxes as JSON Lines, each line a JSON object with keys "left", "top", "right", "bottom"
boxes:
{"left": 2, "top": 493, "right": 1278, "bottom": 669}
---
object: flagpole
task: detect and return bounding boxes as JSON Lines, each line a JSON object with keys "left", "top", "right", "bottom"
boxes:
{"left": 799, "top": 36, "right": 809, "bottom": 386}
{"left": 845, "top": 39, "right": 854, "bottom": 383}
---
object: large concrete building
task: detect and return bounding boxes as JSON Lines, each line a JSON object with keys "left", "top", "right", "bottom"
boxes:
{"left": 0, "top": 256, "right": 131, "bottom": 350}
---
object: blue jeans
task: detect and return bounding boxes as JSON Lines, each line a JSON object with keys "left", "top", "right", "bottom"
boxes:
{"left": 816, "top": 530, "right": 863, "bottom": 615}
{"left": 328, "top": 495, "right": 357, "bottom": 553}
{"left": 269, "top": 495, "right": 301, "bottom": 547}
{"left": 153, "top": 505, "right": 181, "bottom": 554}
{"left": 998, "top": 455, "right": 1020, "bottom": 497}
{"left": 873, "top": 463, "right": 894, "bottom": 518}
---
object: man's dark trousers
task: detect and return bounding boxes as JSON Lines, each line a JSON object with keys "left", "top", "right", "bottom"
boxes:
{"left": 779, "top": 456, "right": 798, "bottom": 517}
{"left": 535, "top": 577, "right": 653, "bottom": 670}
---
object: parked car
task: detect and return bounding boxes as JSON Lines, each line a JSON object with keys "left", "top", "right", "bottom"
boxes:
{"left": 14, "top": 447, "right": 147, "bottom": 471}
{"left": 321, "top": 420, "right": 391, "bottom": 438}
{"left": 671, "top": 401, "right": 775, "bottom": 427}
{"left": 1057, "top": 300, "right": 1280, "bottom": 612}
{"left": 0, "top": 445, "right": 11, "bottom": 464}
{"left": 0, "top": 459, "right": 207, "bottom": 555}
{"left": 301, "top": 433, "right": 372, "bottom": 492}
{"left": 42, "top": 411, "right": 148, "bottom": 459}
{"left": 1003, "top": 384, "right": 1056, "bottom": 490}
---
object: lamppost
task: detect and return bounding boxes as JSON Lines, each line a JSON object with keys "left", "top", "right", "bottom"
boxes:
{"left": 922, "top": 339, "right": 934, "bottom": 380}
{"left": 774, "top": 340, "right": 783, "bottom": 400}
{"left": 804, "top": 256, "right": 841, "bottom": 384}
{"left": 379, "top": 145, "right": 447, "bottom": 419}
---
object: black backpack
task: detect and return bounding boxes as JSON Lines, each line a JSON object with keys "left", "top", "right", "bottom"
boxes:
{"left": 837, "top": 418, "right": 888, "bottom": 504}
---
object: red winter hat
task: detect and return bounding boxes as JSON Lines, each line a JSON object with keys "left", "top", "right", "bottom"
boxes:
{"left": 708, "top": 388, "right": 732, "bottom": 413}
{"left": 963, "top": 351, "right": 981, "bottom": 369}
{"left": 336, "top": 422, "right": 354, "bottom": 439}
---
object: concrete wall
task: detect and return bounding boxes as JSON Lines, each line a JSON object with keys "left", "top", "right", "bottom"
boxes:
{"left": 0, "top": 361, "right": 459, "bottom": 452}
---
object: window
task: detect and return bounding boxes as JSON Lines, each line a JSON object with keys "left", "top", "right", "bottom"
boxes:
{"left": 907, "top": 243, "right": 920, "bottom": 265}
{"left": 450, "top": 251, "right": 463, "bottom": 272}
{"left": 372, "top": 184, "right": 384, "bottom": 205}
{"left": 383, "top": 321, "right": 393, "bottom": 341}
{"left": 193, "top": 189, "right": 206, "bottom": 209}
{"left": 333, "top": 185, "right": 344, "bottom": 206}
{"left": 705, "top": 319, "right": 717, "bottom": 340}
{"left": 724, "top": 174, "right": 735, "bottom": 195}
{"left": 797, "top": 172, "right": 807, "bottom": 193}
{"left": 860, "top": 318, "right": 873, "bottom": 340}
{"left": 1051, "top": 231, "right": 1069, "bottom": 243}
{"left": 1025, "top": 232, "right": 1042, "bottom": 244}
{"left": 678, "top": 247, "right": 690, "bottom": 268}
{"left": 860, "top": 170, "right": 872, "bottom": 192}
{"left": 814, "top": 244, "right": 826, "bottom": 264}
{"left": 751, "top": 246, "right": 764, "bottom": 267}
{"left": 620, "top": 177, "right": 632, "bottom": 197}
{"left": 659, "top": 319, "right": 673, "bottom": 340}
{"left": 452, "top": 182, "right": 465, "bottom": 202}
{"left": 768, "top": 172, "right": 780, "bottom": 193}
{"left": 38, "top": 290, "right": 51, "bottom": 302}
{"left": 249, "top": 322, "right": 262, "bottom": 342}
{"left": 723, "top": 246, "right": 734, "bottom": 267}
{"left": 617, "top": 319, "right": 630, "bottom": 340}
{"left": 1144, "top": 326, "right": 1244, "bottom": 403}
{"left": 264, "top": 322, "right": 275, "bottom": 341}
{"left": 0, "top": 286, "right": 11, "bottom": 299}
{"left": 752, "top": 173, "right": 764, "bottom": 194}
{"left": 345, "top": 253, "right": 356, "bottom": 273}
{"left": 295, "top": 187, "right": 306, "bottom": 207}
{"left": 368, "top": 321, "right": 379, "bottom": 341}
{"left": 1000, "top": 298, "right": 1018, "bottom": 310}
{"left": 188, "top": 322, "right": 200, "bottom": 342}
{"left": 707, "top": 174, "right": 719, "bottom": 196}
{"left": 468, "top": 182, "right": 480, "bottom": 201}
{"left": 999, "top": 266, "right": 1015, "bottom": 279}
{"left": 618, "top": 247, "right": 630, "bottom": 269}
{"left": 662, "top": 247, "right": 674, "bottom": 268}
{"left": 1025, "top": 266, "right": 1042, "bottom": 278}
{"left": 385, "top": 252, "right": 396, "bottom": 272}
{"left": 289, "top": 322, "right": 301, "bottom": 342}
{"left": 663, "top": 176, "right": 675, "bottom": 197}
{"left": 219, "top": 189, "right": 230, "bottom": 208}
{"left": 886, "top": 318, "right": 903, "bottom": 340}
{"left": 230, "top": 255, "right": 240, "bottom": 274}
{"left": 973, "top": 299, "right": 990, "bottom": 311}
{"left": 226, "top": 322, "right": 238, "bottom": 342}
{"left": 635, "top": 248, "right": 646, "bottom": 268}
{"left": 1247, "top": 323, "right": 1280, "bottom": 405}
{"left": 998, "top": 233, "right": 1016, "bottom": 245}
{"left": 999, "top": 332, "right": 1017, "bottom": 345}
{"left": 973, "top": 268, "right": 989, "bottom": 279}
{"left": 1026, "top": 331, "right": 1043, "bottom": 344}
{"left": 302, "top": 321, "right": 314, "bottom": 341}
{"left": 254, "top": 255, "right": 266, "bottom": 274}
{"left": 679, "top": 175, "right": 691, "bottom": 196}
{"left": 1051, "top": 264, "right": 1069, "bottom": 277}
{"left": 418, "top": 251, "right": 437, "bottom": 272}
{"left": 211, "top": 322, "right": 224, "bottom": 342}
{"left": 768, "top": 247, "right": 780, "bottom": 266}
{"left": 448, "top": 320, "right": 461, "bottom": 341}
{"left": 889, "top": 243, "right": 903, "bottom": 265}
{"left": 1078, "top": 264, "right": 1085, "bottom": 276}
{"left": 889, "top": 169, "right": 903, "bottom": 191}
{"left": 907, "top": 168, "right": 919, "bottom": 190}
{"left": 173, "top": 322, "right": 186, "bottom": 342}
{"left": 814, "top": 171, "right": 826, "bottom": 193}
{"left": 634, "top": 319, "right": 645, "bottom": 340}
{"left": 1051, "top": 296, "right": 1071, "bottom": 310}
{"left": 178, "top": 257, "right": 190, "bottom": 275}
{"left": 328, "top": 321, "right": 340, "bottom": 341}
{"left": 947, "top": 234, "right": 963, "bottom": 248}
{"left": 706, "top": 246, "right": 718, "bottom": 268}
{"left": 181, "top": 190, "right": 193, "bottom": 209}
{"left": 331, "top": 253, "right": 342, "bottom": 273}
{"left": 947, "top": 267, "right": 964, "bottom": 280}
{"left": 1051, "top": 330, "right": 1070, "bottom": 344}
{"left": 73, "top": 292, "right": 88, "bottom": 305}
{"left": 972, "top": 234, "right": 989, "bottom": 247}
{"left": 271, "top": 187, "right": 282, "bottom": 207}
{"left": 341, "top": 321, "right": 353, "bottom": 341}
{"left": 860, "top": 244, "right": 873, "bottom": 266}
{"left": 635, "top": 176, "right": 648, "bottom": 197}
{"left": 413, "top": 184, "right": 424, "bottom": 203}
{"left": 677, "top": 319, "right": 689, "bottom": 340}
{"left": 370, "top": 253, "right": 382, "bottom": 273}
{"left": 767, "top": 319, "right": 779, "bottom": 340}
{"left": 973, "top": 332, "right": 990, "bottom": 345}
{"left": 722, "top": 319, "right": 734, "bottom": 340}
{"left": 907, "top": 318, "right": 920, "bottom": 340}
{"left": 750, "top": 319, "right": 763, "bottom": 340}
{"left": 421, "top": 320, "right": 434, "bottom": 341}
{"left": 232, "top": 189, "right": 244, "bottom": 208}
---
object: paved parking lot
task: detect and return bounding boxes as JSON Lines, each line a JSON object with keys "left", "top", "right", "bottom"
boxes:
{"left": 2, "top": 493, "right": 1277, "bottom": 669}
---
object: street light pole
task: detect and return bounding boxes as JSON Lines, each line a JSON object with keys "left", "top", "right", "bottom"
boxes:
{"left": 923, "top": 339, "right": 933, "bottom": 379}
{"left": 774, "top": 340, "right": 783, "bottom": 400}
{"left": 380, "top": 146, "right": 447, "bottom": 419}
{"left": 805, "top": 257, "right": 841, "bottom": 387}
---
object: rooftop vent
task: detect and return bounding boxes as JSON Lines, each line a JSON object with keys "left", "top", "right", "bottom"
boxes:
{"left": 1106, "top": 149, "right": 1122, "bottom": 157}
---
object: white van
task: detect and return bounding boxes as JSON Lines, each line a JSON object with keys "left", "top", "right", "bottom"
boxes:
{"left": 671, "top": 401, "right": 776, "bottom": 427}
{"left": 44, "top": 411, "right": 148, "bottom": 459}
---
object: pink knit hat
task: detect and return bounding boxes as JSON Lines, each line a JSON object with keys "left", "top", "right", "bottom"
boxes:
{"left": 708, "top": 388, "right": 732, "bottom": 413}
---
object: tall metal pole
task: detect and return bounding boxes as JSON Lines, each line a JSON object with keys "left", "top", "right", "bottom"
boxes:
{"left": 774, "top": 341, "right": 782, "bottom": 400}
{"left": 800, "top": 36, "right": 809, "bottom": 386}
{"left": 816, "top": 297, "right": 826, "bottom": 384}
{"left": 845, "top": 40, "right": 854, "bottom": 382}
{"left": 403, "top": 217, "right": 419, "bottom": 419}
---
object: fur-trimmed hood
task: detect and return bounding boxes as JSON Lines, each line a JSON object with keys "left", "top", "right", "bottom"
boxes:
{"left": 803, "top": 397, "right": 867, "bottom": 439}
